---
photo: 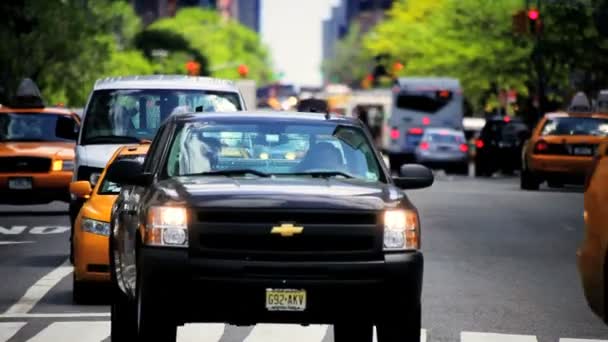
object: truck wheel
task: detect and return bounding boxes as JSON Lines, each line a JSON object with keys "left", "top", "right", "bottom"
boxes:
{"left": 136, "top": 257, "right": 177, "bottom": 341}
{"left": 111, "top": 287, "right": 137, "bottom": 342}
{"left": 520, "top": 169, "right": 540, "bottom": 190}
{"left": 377, "top": 303, "right": 421, "bottom": 342}
{"left": 333, "top": 322, "right": 373, "bottom": 342}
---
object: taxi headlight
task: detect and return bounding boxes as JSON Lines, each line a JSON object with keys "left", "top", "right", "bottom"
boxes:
{"left": 89, "top": 172, "right": 101, "bottom": 186}
{"left": 82, "top": 217, "right": 110, "bottom": 236}
{"left": 51, "top": 160, "right": 63, "bottom": 171}
{"left": 145, "top": 206, "right": 188, "bottom": 247}
{"left": 383, "top": 210, "right": 419, "bottom": 250}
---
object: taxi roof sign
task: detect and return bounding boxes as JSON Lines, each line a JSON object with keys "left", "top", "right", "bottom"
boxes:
{"left": 12, "top": 78, "right": 45, "bottom": 108}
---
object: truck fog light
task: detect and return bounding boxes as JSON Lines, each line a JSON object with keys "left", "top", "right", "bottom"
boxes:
{"left": 384, "top": 230, "right": 405, "bottom": 249}
{"left": 163, "top": 228, "right": 187, "bottom": 246}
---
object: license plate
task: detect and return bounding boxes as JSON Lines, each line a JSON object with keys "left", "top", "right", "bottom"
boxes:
{"left": 265, "top": 289, "right": 306, "bottom": 311}
{"left": 574, "top": 147, "right": 593, "bottom": 155}
{"left": 8, "top": 178, "right": 32, "bottom": 190}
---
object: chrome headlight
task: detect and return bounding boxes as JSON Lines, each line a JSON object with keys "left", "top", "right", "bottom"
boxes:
{"left": 145, "top": 206, "right": 188, "bottom": 247}
{"left": 82, "top": 217, "right": 111, "bottom": 236}
{"left": 89, "top": 172, "right": 101, "bottom": 186}
{"left": 383, "top": 210, "right": 419, "bottom": 250}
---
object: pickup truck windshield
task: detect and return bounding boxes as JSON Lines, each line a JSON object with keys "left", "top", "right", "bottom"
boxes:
{"left": 81, "top": 89, "right": 241, "bottom": 145}
{"left": 166, "top": 120, "right": 383, "bottom": 182}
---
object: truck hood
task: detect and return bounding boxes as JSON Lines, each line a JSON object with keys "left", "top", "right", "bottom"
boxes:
{"left": 0, "top": 142, "right": 75, "bottom": 159}
{"left": 76, "top": 144, "right": 122, "bottom": 169}
{"left": 157, "top": 177, "right": 409, "bottom": 211}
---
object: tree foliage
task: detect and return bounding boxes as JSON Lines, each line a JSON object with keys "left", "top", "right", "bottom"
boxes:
{"left": 322, "top": 23, "right": 372, "bottom": 86}
{"left": 148, "top": 8, "right": 273, "bottom": 83}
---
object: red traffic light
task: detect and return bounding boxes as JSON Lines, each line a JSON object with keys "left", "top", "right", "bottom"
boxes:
{"left": 393, "top": 62, "right": 404, "bottom": 71}
{"left": 237, "top": 64, "right": 249, "bottom": 77}
{"left": 185, "top": 60, "right": 200, "bottom": 75}
{"left": 528, "top": 9, "right": 539, "bottom": 20}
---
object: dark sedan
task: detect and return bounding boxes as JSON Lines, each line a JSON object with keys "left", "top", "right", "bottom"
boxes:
{"left": 106, "top": 111, "right": 433, "bottom": 342}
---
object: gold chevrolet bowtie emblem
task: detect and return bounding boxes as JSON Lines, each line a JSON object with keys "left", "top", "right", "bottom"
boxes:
{"left": 271, "top": 223, "right": 303, "bottom": 237}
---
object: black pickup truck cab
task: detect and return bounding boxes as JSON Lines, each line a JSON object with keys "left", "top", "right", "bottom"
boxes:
{"left": 106, "top": 111, "right": 433, "bottom": 342}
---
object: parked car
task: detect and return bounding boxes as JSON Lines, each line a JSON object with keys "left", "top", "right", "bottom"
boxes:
{"left": 475, "top": 116, "right": 530, "bottom": 177}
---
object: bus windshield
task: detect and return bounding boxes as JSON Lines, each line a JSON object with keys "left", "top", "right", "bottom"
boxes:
{"left": 81, "top": 89, "right": 242, "bottom": 145}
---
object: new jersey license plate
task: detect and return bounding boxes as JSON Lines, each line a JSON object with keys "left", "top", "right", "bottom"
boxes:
{"left": 265, "top": 289, "right": 306, "bottom": 311}
{"left": 8, "top": 177, "right": 32, "bottom": 190}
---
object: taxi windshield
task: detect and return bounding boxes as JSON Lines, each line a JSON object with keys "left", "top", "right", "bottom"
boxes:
{"left": 165, "top": 120, "right": 383, "bottom": 182}
{"left": 541, "top": 117, "right": 608, "bottom": 136}
{"left": 81, "top": 89, "right": 242, "bottom": 145}
{"left": 0, "top": 113, "right": 77, "bottom": 142}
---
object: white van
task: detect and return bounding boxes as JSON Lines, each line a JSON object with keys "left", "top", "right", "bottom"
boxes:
{"left": 65, "top": 75, "right": 246, "bottom": 260}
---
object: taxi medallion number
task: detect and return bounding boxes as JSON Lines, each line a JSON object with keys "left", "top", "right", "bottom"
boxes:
{"left": 8, "top": 177, "right": 32, "bottom": 190}
{"left": 265, "top": 289, "right": 306, "bottom": 311}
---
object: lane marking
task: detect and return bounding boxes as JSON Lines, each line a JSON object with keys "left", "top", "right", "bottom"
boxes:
{"left": 0, "top": 312, "right": 109, "bottom": 319}
{"left": 28, "top": 226, "right": 70, "bottom": 235}
{"left": 243, "top": 324, "right": 328, "bottom": 342}
{"left": 28, "top": 321, "right": 109, "bottom": 342}
{"left": 461, "top": 331, "right": 538, "bottom": 342}
{"left": 178, "top": 323, "right": 225, "bottom": 342}
{"left": 4, "top": 259, "right": 73, "bottom": 315}
{"left": 0, "top": 241, "right": 34, "bottom": 246}
{"left": 0, "top": 322, "right": 26, "bottom": 342}
{"left": 0, "top": 226, "right": 27, "bottom": 235}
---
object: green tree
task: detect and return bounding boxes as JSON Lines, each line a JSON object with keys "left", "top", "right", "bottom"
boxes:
{"left": 147, "top": 8, "right": 273, "bottom": 82}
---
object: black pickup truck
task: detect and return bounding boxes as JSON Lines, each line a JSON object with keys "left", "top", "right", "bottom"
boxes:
{"left": 106, "top": 111, "right": 433, "bottom": 342}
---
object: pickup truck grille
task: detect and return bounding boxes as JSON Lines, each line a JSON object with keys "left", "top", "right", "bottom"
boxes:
{"left": 0, "top": 157, "right": 51, "bottom": 173}
{"left": 190, "top": 209, "right": 382, "bottom": 261}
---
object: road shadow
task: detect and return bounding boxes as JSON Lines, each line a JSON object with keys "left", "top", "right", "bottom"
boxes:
{"left": 0, "top": 211, "right": 67, "bottom": 217}
{"left": 44, "top": 286, "right": 113, "bottom": 306}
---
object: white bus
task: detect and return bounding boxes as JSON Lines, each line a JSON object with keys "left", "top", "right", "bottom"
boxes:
{"left": 385, "top": 77, "right": 464, "bottom": 170}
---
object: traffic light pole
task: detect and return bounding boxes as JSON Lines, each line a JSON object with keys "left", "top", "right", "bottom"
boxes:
{"left": 529, "top": 0, "right": 546, "bottom": 123}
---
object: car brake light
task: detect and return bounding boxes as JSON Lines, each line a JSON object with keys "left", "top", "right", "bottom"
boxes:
{"left": 408, "top": 127, "right": 423, "bottom": 135}
{"left": 475, "top": 139, "right": 484, "bottom": 149}
{"left": 422, "top": 117, "right": 431, "bottom": 125}
{"left": 534, "top": 140, "right": 549, "bottom": 153}
{"left": 419, "top": 141, "right": 429, "bottom": 150}
{"left": 459, "top": 143, "right": 468, "bottom": 152}
{"left": 504, "top": 116, "right": 511, "bottom": 123}
{"left": 390, "top": 128, "right": 400, "bottom": 140}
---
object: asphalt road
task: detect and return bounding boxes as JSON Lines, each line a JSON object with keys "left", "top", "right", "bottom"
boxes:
{"left": 0, "top": 175, "right": 607, "bottom": 342}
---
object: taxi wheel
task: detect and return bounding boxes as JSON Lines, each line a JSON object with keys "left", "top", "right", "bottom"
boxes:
{"left": 520, "top": 169, "right": 540, "bottom": 191}
{"left": 72, "top": 275, "right": 92, "bottom": 304}
{"left": 111, "top": 287, "right": 137, "bottom": 342}
{"left": 377, "top": 303, "right": 421, "bottom": 342}
{"left": 333, "top": 322, "right": 373, "bottom": 342}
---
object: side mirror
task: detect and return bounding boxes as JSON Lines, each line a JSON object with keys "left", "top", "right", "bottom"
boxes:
{"left": 392, "top": 164, "right": 434, "bottom": 189}
{"left": 56, "top": 116, "right": 79, "bottom": 140}
{"left": 105, "top": 159, "right": 150, "bottom": 187}
{"left": 69, "top": 181, "right": 92, "bottom": 199}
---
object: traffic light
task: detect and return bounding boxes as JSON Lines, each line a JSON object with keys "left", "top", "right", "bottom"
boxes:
{"left": 185, "top": 60, "right": 200, "bottom": 76}
{"left": 528, "top": 8, "right": 542, "bottom": 34}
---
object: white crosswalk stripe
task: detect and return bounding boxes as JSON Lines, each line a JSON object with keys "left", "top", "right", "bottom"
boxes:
{"left": 461, "top": 331, "right": 538, "bottom": 342}
{"left": 28, "top": 321, "right": 109, "bottom": 342}
{"left": 0, "top": 322, "right": 26, "bottom": 342}
{"left": 1, "top": 321, "right": 607, "bottom": 342}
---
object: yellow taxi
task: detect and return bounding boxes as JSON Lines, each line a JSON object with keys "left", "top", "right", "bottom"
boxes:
{"left": 521, "top": 112, "right": 608, "bottom": 190}
{"left": 578, "top": 141, "right": 608, "bottom": 324}
{"left": 69, "top": 144, "right": 149, "bottom": 303}
{"left": 0, "top": 81, "right": 80, "bottom": 204}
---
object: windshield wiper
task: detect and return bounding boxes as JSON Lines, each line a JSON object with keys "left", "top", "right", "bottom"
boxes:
{"left": 282, "top": 171, "right": 355, "bottom": 179}
{"left": 190, "top": 169, "right": 271, "bottom": 178}
{"left": 85, "top": 135, "right": 147, "bottom": 144}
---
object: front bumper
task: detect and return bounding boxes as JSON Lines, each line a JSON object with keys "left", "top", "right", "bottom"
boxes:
{"left": 138, "top": 247, "right": 423, "bottom": 325}
{"left": 74, "top": 230, "right": 110, "bottom": 282}
{"left": 0, "top": 172, "right": 72, "bottom": 203}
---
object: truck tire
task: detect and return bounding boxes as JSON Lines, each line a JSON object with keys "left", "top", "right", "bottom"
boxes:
{"left": 377, "top": 303, "right": 421, "bottom": 342}
{"left": 136, "top": 255, "right": 177, "bottom": 342}
{"left": 333, "top": 322, "right": 373, "bottom": 342}
{"left": 111, "top": 287, "right": 137, "bottom": 342}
